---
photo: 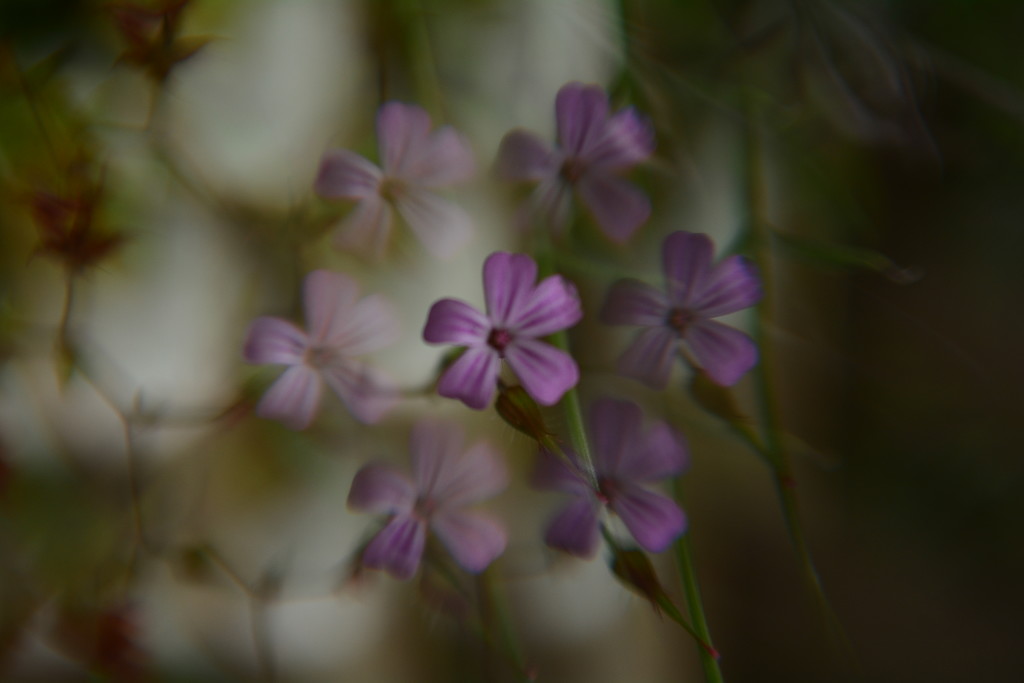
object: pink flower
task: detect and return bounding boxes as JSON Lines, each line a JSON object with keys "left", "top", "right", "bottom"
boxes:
{"left": 347, "top": 419, "right": 508, "bottom": 579}
{"left": 495, "top": 82, "right": 654, "bottom": 242}
{"left": 602, "top": 231, "right": 763, "bottom": 388}
{"left": 315, "top": 102, "right": 475, "bottom": 259}
{"left": 423, "top": 252, "right": 582, "bottom": 410}
{"left": 243, "top": 270, "right": 400, "bottom": 429}
{"left": 532, "top": 398, "right": 688, "bottom": 556}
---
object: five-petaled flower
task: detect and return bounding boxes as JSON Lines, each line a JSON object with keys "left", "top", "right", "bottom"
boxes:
{"left": 423, "top": 252, "right": 582, "bottom": 410}
{"left": 532, "top": 398, "right": 688, "bottom": 556}
{"left": 496, "top": 82, "right": 654, "bottom": 242}
{"left": 243, "top": 270, "right": 400, "bottom": 429}
{"left": 347, "top": 418, "right": 508, "bottom": 579}
{"left": 602, "top": 231, "right": 763, "bottom": 388}
{"left": 315, "top": 102, "right": 475, "bottom": 259}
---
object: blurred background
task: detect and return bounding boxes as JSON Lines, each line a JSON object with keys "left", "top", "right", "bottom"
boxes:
{"left": 1, "top": 0, "right": 1023, "bottom": 681}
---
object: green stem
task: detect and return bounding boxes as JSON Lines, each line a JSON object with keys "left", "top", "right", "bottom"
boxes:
{"left": 672, "top": 483, "right": 725, "bottom": 683}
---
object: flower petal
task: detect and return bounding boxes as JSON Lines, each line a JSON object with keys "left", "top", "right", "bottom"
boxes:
{"left": 393, "top": 189, "right": 472, "bottom": 259}
{"left": 616, "top": 326, "right": 678, "bottom": 390}
{"left": 685, "top": 319, "right": 758, "bottom": 386}
{"left": 377, "top": 102, "right": 432, "bottom": 175}
{"left": 423, "top": 298, "right": 490, "bottom": 345}
{"left": 555, "top": 82, "right": 610, "bottom": 159}
{"left": 626, "top": 422, "right": 688, "bottom": 482}
{"left": 495, "top": 130, "right": 558, "bottom": 182}
{"left": 600, "top": 279, "right": 669, "bottom": 327}
{"left": 431, "top": 510, "right": 507, "bottom": 573}
{"left": 303, "top": 270, "right": 359, "bottom": 345}
{"left": 508, "top": 274, "right": 582, "bottom": 337}
{"left": 243, "top": 317, "right": 308, "bottom": 365}
{"left": 520, "top": 177, "right": 573, "bottom": 235}
{"left": 583, "top": 107, "right": 654, "bottom": 170}
{"left": 691, "top": 255, "right": 763, "bottom": 318}
{"left": 332, "top": 195, "right": 394, "bottom": 256}
{"left": 504, "top": 338, "right": 579, "bottom": 406}
{"left": 483, "top": 252, "right": 538, "bottom": 328}
{"left": 610, "top": 484, "right": 686, "bottom": 553}
{"left": 530, "top": 448, "right": 590, "bottom": 496}
{"left": 362, "top": 514, "right": 426, "bottom": 580}
{"left": 401, "top": 125, "right": 475, "bottom": 187}
{"left": 575, "top": 173, "right": 650, "bottom": 243}
{"left": 255, "top": 365, "right": 322, "bottom": 430}
{"left": 663, "top": 231, "right": 713, "bottom": 308}
{"left": 314, "top": 150, "right": 382, "bottom": 199}
{"left": 324, "top": 293, "right": 400, "bottom": 355}
{"left": 544, "top": 498, "right": 601, "bottom": 557}
{"left": 587, "top": 398, "right": 643, "bottom": 478}
{"left": 320, "top": 360, "right": 399, "bottom": 424}
{"left": 428, "top": 441, "right": 508, "bottom": 508}
{"left": 347, "top": 464, "right": 416, "bottom": 515}
{"left": 437, "top": 346, "right": 501, "bottom": 410}
{"left": 410, "top": 418, "right": 466, "bottom": 494}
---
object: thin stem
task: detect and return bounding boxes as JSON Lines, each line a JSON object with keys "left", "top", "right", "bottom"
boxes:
{"left": 407, "top": 0, "right": 445, "bottom": 119}
{"left": 672, "top": 482, "right": 724, "bottom": 683}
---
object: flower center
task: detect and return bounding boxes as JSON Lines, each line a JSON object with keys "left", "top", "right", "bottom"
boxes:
{"left": 305, "top": 346, "right": 337, "bottom": 368}
{"left": 414, "top": 497, "right": 436, "bottom": 520}
{"left": 596, "top": 477, "right": 615, "bottom": 505}
{"left": 487, "top": 327, "right": 513, "bottom": 355}
{"left": 666, "top": 307, "right": 695, "bottom": 335}
{"left": 559, "top": 156, "right": 585, "bottom": 183}
{"left": 378, "top": 176, "right": 407, "bottom": 202}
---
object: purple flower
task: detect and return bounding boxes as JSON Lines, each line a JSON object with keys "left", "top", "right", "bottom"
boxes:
{"left": 347, "top": 418, "right": 508, "bottom": 579}
{"left": 315, "top": 102, "right": 475, "bottom": 259}
{"left": 495, "top": 82, "right": 654, "bottom": 243}
{"left": 602, "top": 231, "right": 763, "bottom": 388}
{"left": 532, "top": 398, "right": 687, "bottom": 556}
{"left": 423, "top": 252, "right": 582, "bottom": 410}
{"left": 243, "top": 270, "right": 400, "bottom": 429}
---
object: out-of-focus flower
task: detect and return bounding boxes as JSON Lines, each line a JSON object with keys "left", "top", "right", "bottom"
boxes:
{"left": 347, "top": 418, "right": 508, "bottom": 579}
{"left": 243, "top": 270, "right": 399, "bottom": 429}
{"left": 315, "top": 102, "right": 475, "bottom": 259}
{"left": 496, "top": 82, "right": 654, "bottom": 242}
{"left": 423, "top": 252, "right": 581, "bottom": 410}
{"left": 108, "top": 0, "right": 210, "bottom": 83}
{"left": 532, "top": 398, "right": 687, "bottom": 556}
{"left": 602, "top": 231, "right": 762, "bottom": 388}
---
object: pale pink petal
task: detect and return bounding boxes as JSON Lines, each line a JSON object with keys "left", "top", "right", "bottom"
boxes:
{"left": 243, "top": 317, "right": 308, "bottom": 365}
{"left": 436, "top": 346, "right": 501, "bottom": 410}
{"left": 483, "top": 252, "right": 538, "bottom": 328}
{"left": 588, "top": 398, "right": 643, "bottom": 477}
{"left": 622, "top": 422, "right": 688, "bottom": 482}
{"left": 377, "top": 102, "right": 432, "bottom": 175}
{"left": 324, "top": 293, "right": 400, "bottom": 355}
{"left": 333, "top": 195, "right": 394, "bottom": 256}
{"left": 663, "top": 231, "right": 713, "bottom": 308}
{"left": 503, "top": 338, "right": 579, "bottom": 406}
{"left": 347, "top": 464, "right": 416, "bottom": 515}
{"left": 314, "top": 150, "right": 382, "bottom": 199}
{"left": 544, "top": 498, "right": 601, "bottom": 557}
{"left": 431, "top": 510, "right": 507, "bottom": 573}
{"left": 575, "top": 173, "right": 650, "bottom": 243}
{"left": 581, "top": 108, "right": 654, "bottom": 170}
{"left": 691, "top": 255, "right": 763, "bottom": 318}
{"left": 521, "top": 177, "right": 573, "bottom": 235}
{"left": 555, "top": 83, "right": 610, "bottom": 159}
{"left": 303, "top": 270, "right": 359, "bottom": 345}
{"left": 393, "top": 189, "right": 472, "bottom": 259}
{"left": 256, "top": 365, "right": 322, "bottom": 430}
{"left": 600, "top": 279, "right": 669, "bottom": 327}
{"left": 508, "top": 274, "right": 582, "bottom": 337}
{"left": 616, "top": 326, "right": 678, "bottom": 390}
{"left": 423, "top": 299, "right": 490, "bottom": 345}
{"left": 362, "top": 514, "right": 426, "bottom": 580}
{"left": 401, "top": 126, "right": 475, "bottom": 187}
{"left": 610, "top": 483, "right": 686, "bottom": 553}
{"left": 410, "top": 418, "right": 466, "bottom": 495}
{"left": 428, "top": 441, "right": 508, "bottom": 508}
{"left": 685, "top": 319, "right": 758, "bottom": 387}
{"left": 495, "top": 130, "right": 558, "bottom": 182}
{"left": 530, "top": 449, "right": 590, "bottom": 496}
{"left": 320, "top": 360, "right": 399, "bottom": 424}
